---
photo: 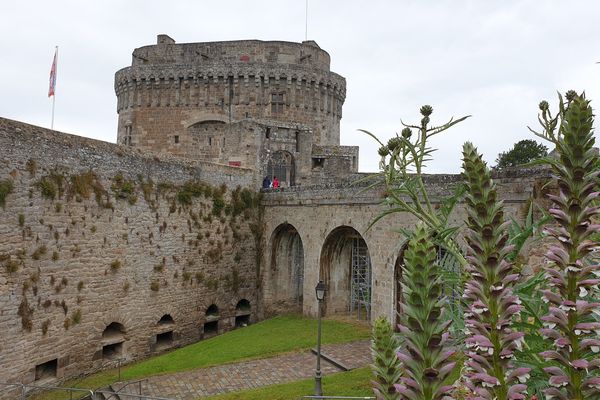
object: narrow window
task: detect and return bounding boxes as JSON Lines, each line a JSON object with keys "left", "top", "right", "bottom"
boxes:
{"left": 266, "top": 127, "right": 271, "bottom": 139}
{"left": 209, "top": 137, "right": 212, "bottom": 146}
{"left": 174, "top": 135, "right": 179, "bottom": 144}
{"left": 295, "top": 131, "right": 300, "bottom": 152}
{"left": 271, "top": 92, "right": 284, "bottom": 114}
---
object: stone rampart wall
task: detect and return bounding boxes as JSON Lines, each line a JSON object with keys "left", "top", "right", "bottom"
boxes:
{"left": 0, "top": 118, "right": 261, "bottom": 390}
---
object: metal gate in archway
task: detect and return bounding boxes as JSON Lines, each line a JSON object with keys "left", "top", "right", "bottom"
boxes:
{"left": 350, "top": 237, "right": 371, "bottom": 320}
{"left": 267, "top": 151, "right": 295, "bottom": 187}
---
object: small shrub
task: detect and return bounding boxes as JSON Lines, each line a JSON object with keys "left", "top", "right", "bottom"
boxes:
{"left": 77, "top": 281, "right": 84, "bottom": 291}
{"left": 54, "top": 203, "right": 62, "bottom": 213}
{"left": 41, "top": 319, "right": 50, "bottom": 335}
{"left": 154, "top": 264, "right": 164, "bottom": 273}
{"left": 110, "top": 260, "right": 121, "bottom": 272}
{"left": 63, "top": 318, "right": 70, "bottom": 330}
{"left": 52, "top": 251, "right": 59, "bottom": 261}
{"left": 182, "top": 271, "right": 192, "bottom": 282}
{"left": 18, "top": 214, "right": 24, "bottom": 227}
{"left": 31, "top": 245, "right": 47, "bottom": 260}
{"left": 0, "top": 179, "right": 14, "bottom": 207}
{"left": 37, "top": 177, "right": 58, "bottom": 199}
{"left": 123, "top": 281, "right": 130, "bottom": 292}
{"left": 111, "top": 172, "right": 137, "bottom": 204}
{"left": 71, "top": 309, "right": 81, "bottom": 325}
{"left": 150, "top": 280, "right": 160, "bottom": 291}
{"left": 17, "top": 297, "right": 34, "bottom": 332}
{"left": 4, "top": 259, "right": 20, "bottom": 273}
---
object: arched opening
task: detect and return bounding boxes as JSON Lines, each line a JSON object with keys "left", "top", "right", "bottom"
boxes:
{"left": 267, "top": 151, "right": 295, "bottom": 187}
{"left": 155, "top": 315, "right": 174, "bottom": 349}
{"left": 101, "top": 322, "right": 126, "bottom": 360}
{"left": 102, "top": 322, "right": 125, "bottom": 340}
{"left": 235, "top": 299, "right": 251, "bottom": 327}
{"left": 269, "top": 223, "right": 304, "bottom": 311}
{"left": 204, "top": 304, "right": 219, "bottom": 336}
{"left": 158, "top": 314, "right": 174, "bottom": 325}
{"left": 319, "top": 226, "right": 372, "bottom": 320}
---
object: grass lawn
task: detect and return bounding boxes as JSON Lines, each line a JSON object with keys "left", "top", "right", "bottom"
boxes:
{"left": 207, "top": 367, "right": 373, "bottom": 400}
{"left": 33, "top": 314, "right": 370, "bottom": 399}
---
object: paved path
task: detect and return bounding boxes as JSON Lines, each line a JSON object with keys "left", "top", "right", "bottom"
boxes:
{"left": 112, "top": 340, "right": 371, "bottom": 399}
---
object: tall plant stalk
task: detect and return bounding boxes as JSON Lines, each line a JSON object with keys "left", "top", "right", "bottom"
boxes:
{"left": 394, "top": 224, "right": 455, "bottom": 400}
{"left": 461, "top": 142, "right": 530, "bottom": 399}
{"left": 361, "top": 105, "right": 470, "bottom": 265}
{"left": 371, "top": 317, "right": 401, "bottom": 400}
{"left": 530, "top": 92, "right": 600, "bottom": 399}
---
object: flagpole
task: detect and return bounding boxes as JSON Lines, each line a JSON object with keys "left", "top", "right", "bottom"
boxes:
{"left": 305, "top": 0, "right": 308, "bottom": 41}
{"left": 51, "top": 46, "right": 58, "bottom": 130}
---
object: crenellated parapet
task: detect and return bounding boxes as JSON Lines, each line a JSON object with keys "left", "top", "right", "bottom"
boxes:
{"left": 114, "top": 63, "right": 345, "bottom": 117}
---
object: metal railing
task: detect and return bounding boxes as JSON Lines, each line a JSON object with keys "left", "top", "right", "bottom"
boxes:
{"left": 0, "top": 382, "right": 94, "bottom": 400}
{"left": 0, "top": 381, "right": 172, "bottom": 400}
{"left": 94, "top": 390, "right": 172, "bottom": 400}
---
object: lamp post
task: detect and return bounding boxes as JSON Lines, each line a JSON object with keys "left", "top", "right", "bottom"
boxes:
{"left": 314, "top": 280, "right": 326, "bottom": 397}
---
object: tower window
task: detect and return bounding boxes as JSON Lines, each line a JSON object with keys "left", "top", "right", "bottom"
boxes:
{"left": 174, "top": 135, "right": 179, "bottom": 144}
{"left": 271, "top": 92, "right": 284, "bottom": 114}
{"left": 124, "top": 125, "right": 133, "bottom": 146}
{"left": 209, "top": 137, "right": 212, "bottom": 146}
{"left": 266, "top": 127, "right": 271, "bottom": 139}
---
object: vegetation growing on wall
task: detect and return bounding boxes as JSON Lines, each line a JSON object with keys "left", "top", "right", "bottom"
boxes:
{"left": 0, "top": 179, "right": 14, "bottom": 207}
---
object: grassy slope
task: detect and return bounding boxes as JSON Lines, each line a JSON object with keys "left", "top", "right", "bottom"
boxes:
{"left": 33, "top": 315, "right": 370, "bottom": 399}
{"left": 207, "top": 367, "right": 373, "bottom": 400}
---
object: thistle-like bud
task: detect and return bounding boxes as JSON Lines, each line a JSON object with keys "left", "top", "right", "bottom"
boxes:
{"left": 461, "top": 142, "right": 530, "bottom": 400}
{"left": 565, "top": 89, "right": 578, "bottom": 102}
{"left": 539, "top": 100, "right": 549, "bottom": 111}
{"left": 371, "top": 317, "right": 401, "bottom": 400}
{"left": 421, "top": 116, "right": 430, "bottom": 126}
{"left": 420, "top": 104, "right": 433, "bottom": 117}
{"left": 401, "top": 127, "right": 412, "bottom": 139}
{"left": 378, "top": 146, "right": 390, "bottom": 157}
{"left": 538, "top": 94, "right": 600, "bottom": 399}
{"left": 387, "top": 137, "right": 402, "bottom": 152}
{"left": 395, "top": 224, "right": 455, "bottom": 400}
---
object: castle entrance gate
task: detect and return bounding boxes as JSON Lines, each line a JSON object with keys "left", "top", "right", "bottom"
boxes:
{"left": 267, "top": 151, "right": 295, "bottom": 187}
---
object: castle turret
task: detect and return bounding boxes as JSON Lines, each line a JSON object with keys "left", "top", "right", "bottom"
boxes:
{"left": 116, "top": 36, "right": 344, "bottom": 148}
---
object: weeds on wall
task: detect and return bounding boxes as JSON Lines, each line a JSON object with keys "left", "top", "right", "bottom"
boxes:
{"left": 0, "top": 179, "right": 14, "bottom": 207}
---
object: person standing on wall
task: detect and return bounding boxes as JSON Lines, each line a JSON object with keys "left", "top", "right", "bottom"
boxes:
{"left": 262, "top": 176, "right": 271, "bottom": 189}
{"left": 272, "top": 176, "right": 280, "bottom": 188}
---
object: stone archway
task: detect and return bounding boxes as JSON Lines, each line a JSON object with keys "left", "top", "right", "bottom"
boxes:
{"left": 269, "top": 223, "right": 304, "bottom": 312}
{"left": 267, "top": 151, "right": 295, "bottom": 187}
{"left": 319, "top": 226, "right": 372, "bottom": 320}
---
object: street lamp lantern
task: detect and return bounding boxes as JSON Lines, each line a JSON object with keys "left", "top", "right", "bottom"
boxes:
{"left": 315, "top": 280, "right": 326, "bottom": 301}
{"left": 314, "top": 280, "right": 326, "bottom": 396}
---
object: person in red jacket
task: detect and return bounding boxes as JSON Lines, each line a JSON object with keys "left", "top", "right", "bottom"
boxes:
{"left": 272, "top": 176, "right": 280, "bottom": 188}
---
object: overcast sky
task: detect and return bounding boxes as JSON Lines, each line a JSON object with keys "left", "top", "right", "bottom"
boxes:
{"left": 2, "top": 1, "right": 599, "bottom": 173}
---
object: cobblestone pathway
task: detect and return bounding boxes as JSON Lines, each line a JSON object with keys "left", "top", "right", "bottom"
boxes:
{"left": 112, "top": 340, "right": 370, "bottom": 399}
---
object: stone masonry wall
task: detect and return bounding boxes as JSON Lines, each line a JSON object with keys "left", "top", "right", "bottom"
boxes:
{"left": 0, "top": 118, "right": 261, "bottom": 391}
{"left": 260, "top": 167, "right": 553, "bottom": 322}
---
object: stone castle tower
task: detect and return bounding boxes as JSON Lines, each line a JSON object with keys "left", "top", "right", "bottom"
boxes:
{"left": 114, "top": 35, "right": 357, "bottom": 187}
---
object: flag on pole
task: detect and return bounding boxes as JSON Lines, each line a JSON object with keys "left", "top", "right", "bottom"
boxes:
{"left": 48, "top": 48, "right": 58, "bottom": 97}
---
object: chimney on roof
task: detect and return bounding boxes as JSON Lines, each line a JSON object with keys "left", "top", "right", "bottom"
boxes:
{"left": 157, "top": 34, "right": 175, "bottom": 45}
